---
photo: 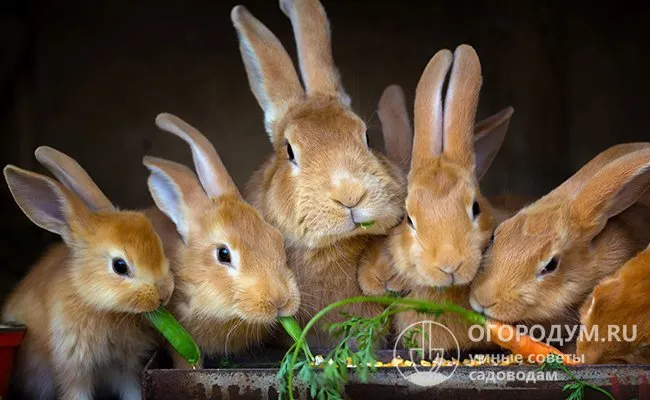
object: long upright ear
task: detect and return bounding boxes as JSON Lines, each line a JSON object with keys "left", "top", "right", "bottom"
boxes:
{"left": 280, "top": 0, "right": 350, "bottom": 105}
{"left": 572, "top": 148, "right": 650, "bottom": 234}
{"left": 3, "top": 165, "right": 85, "bottom": 244}
{"left": 378, "top": 84, "right": 413, "bottom": 172}
{"left": 143, "top": 156, "right": 207, "bottom": 245}
{"left": 411, "top": 49, "right": 453, "bottom": 171}
{"left": 155, "top": 113, "right": 240, "bottom": 200}
{"left": 34, "top": 146, "right": 114, "bottom": 211}
{"left": 231, "top": 5, "right": 304, "bottom": 137}
{"left": 442, "top": 44, "right": 482, "bottom": 170}
{"left": 473, "top": 106, "right": 514, "bottom": 181}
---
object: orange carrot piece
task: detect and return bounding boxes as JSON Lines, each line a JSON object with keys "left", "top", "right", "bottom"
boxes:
{"left": 486, "top": 320, "right": 581, "bottom": 366}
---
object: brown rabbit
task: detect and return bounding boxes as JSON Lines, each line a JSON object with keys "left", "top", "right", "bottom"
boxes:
{"left": 143, "top": 114, "right": 301, "bottom": 367}
{"left": 231, "top": 0, "right": 405, "bottom": 346}
{"left": 356, "top": 46, "right": 518, "bottom": 351}
{"left": 358, "top": 80, "right": 516, "bottom": 301}
{"left": 3, "top": 151, "right": 173, "bottom": 400}
{"left": 470, "top": 143, "right": 650, "bottom": 340}
{"left": 34, "top": 115, "right": 302, "bottom": 369}
{"left": 576, "top": 242, "right": 650, "bottom": 364}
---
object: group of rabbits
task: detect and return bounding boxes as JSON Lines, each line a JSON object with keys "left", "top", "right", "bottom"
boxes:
{"left": 3, "top": 0, "right": 650, "bottom": 399}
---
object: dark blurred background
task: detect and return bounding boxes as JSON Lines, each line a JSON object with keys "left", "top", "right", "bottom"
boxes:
{"left": 1, "top": 0, "right": 649, "bottom": 302}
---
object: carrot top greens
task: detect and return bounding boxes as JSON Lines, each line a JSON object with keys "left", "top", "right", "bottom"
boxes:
{"left": 277, "top": 295, "right": 607, "bottom": 400}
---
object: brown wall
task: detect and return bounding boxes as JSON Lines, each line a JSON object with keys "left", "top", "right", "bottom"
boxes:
{"left": 1, "top": 0, "right": 649, "bottom": 300}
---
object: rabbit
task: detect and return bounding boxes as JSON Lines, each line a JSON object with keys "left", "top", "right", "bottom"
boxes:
{"left": 142, "top": 113, "right": 301, "bottom": 368}
{"left": 2, "top": 150, "right": 174, "bottom": 400}
{"left": 358, "top": 80, "right": 517, "bottom": 304}
{"left": 34, "top": 115, "right": 302, "bottom": 368}
{"left": 576, "top": 242, "right": 650, "bottom": 364}
{"left": 354, "top": 46, "right": 518, "bottom": 351}
{"left": 470, "top": 143, "right": 650, "bottom": 344}
{"left": 231, "top": 0, "right": 406, "bottom": 346}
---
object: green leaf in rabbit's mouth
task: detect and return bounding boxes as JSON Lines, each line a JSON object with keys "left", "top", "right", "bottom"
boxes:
{"left": 359, "top": 221, "right": 375, "bottom": 230}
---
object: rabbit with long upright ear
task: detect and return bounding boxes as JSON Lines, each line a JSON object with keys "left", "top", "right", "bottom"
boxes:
{"left": 141, "top": 113, "right": 301, "bottom": 368}
{"left": 357, "top": 47, "right": 518, "bottom": 351}
{"left": 3, "top": 152, "right": 173, "bottom": 400}
{"left": 34, "top": 118, "right": 301, "bottom": 368}
{"left": 231, "top": 0, "right": 406, "bottom": 345}
{"left": 470, "top": 143, "right": 650, "bottom": 332}
{"left": 576, "top": 242, "right": 650, "bottom": 364}
{"left": 358, "top": 79, "right": 516, "bottom": 307}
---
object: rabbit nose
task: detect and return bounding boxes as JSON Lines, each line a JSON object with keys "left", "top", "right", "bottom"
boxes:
{"left": 330, "top": 178, "right": 367, "bottom": 209}
{"left": 438, "top": 263, "right": 462, "bottom": 275}
{"left": 470, "top": 294, "right": 496, "bottom": 315}
{"left": 276, "top": 296, "right": 295, "bottom": 317}
{"left": 157, "top": 278, "right": 174, "bottom": 305}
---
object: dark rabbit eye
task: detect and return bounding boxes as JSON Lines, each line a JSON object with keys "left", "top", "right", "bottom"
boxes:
{"left": 472, "top": 201, "right": 481, "bottom": 219}
{"left": 365, "top": 133, "right": 370, "bottom": 146}
{"left": 286, "top": 143, "right": 295, "bottom": 161}
{"left": 539, "top": 257, "right": 559, "bottom": 276}
{"left": 406, "top": 214, "right": 414, "bottom": 229}
{"left": 217, "top": 245, "right": 231, "bottom": 265}
{"left": 112, "top": 258, "right": 130, "bottom": 277}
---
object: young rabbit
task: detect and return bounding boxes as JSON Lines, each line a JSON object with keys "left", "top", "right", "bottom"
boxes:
{"left": 231, "top": 0, "right": 405, "bottom": 345}
{"left": 3, "top": 151, "right": 173, "bottom": 400}
{"left": 358, "top": 81, "right": 516, "bottom": 301}
{"left": 34, "top": 117, "right": 301, "bottom": 368}
{"left": 576, "top": 242, "right": 650, "bottom": 364}
{"left": 142, "top": 113, "right": 301, "bottom": 367}
{"left": 470, "top": 143, "right": 650, "bottom": 337}
{"left": 356, "top": 47, "right": 517, "bottom": 351}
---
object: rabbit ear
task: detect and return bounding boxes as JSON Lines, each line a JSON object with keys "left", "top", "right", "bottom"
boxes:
{"left": 572, "top": 148, "right": 650, "bottom": 235}
{"left": 143, "top": 156, "right": 207, "bottom": 244}
{"left": 473, "top": 106, "right": 514, "bottom": 181}
{"left": 378, "top": 84, "right": 413, "bottom": 172}
{"left": 411, "top": 49, "right": 453, "bottom": 171}
{"left": 34, "top": 146, "right": 114, "bottom": 211}
{"left": 551, "top": 143, "right": 650, "bottom": 200}
{"left": 442, "top": 44, "right": 482, "bottom": 170}
{"left": 280, "top": 0, "right": 350, "bottom": 105}
{"left": 155, "top": 113, "right": 240, "bottom": 200}
{"left": 3, "top": 165, "right": 85, "bottom": 243}
{"left": 231, "top": 5, "right": 305, "bottom": 137}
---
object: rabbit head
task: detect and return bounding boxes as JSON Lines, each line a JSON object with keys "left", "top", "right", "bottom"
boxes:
{"left": 383, "top": 46, "right": 513, "bottom": 287}
{"left": 231, "top": 0, "right": 405, "bottom": 248}
{"left": 144, "top": 113, "right": 300, "bottom": 325}
{"left": 5, "top": 149, "right": 173, "bottom": 314}
{"left": 470, "top": 143, "right": 650, "bottom": 323}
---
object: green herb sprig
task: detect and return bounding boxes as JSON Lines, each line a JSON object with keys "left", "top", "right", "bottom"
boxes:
{"left": 540, "top": 354, "right": 614, "bottom": 400}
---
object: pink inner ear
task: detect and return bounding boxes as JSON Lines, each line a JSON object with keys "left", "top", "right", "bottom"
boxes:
{"left": 25, "top": 178, "right": 67, "bottom": 224}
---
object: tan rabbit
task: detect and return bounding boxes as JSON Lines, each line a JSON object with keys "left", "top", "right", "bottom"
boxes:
{"left": 576, "top": 242, "right": 650, "bottom": 364}
{"left": 3, "top": 151, "right": 173, "bottom": 400}
{"left": 143, "top": 114, "right": 301, "bottom": 367}
{"left": 470, "top": 143, "right": 650, "bottom": 339}
{"left": 358, "top": 82, "right": 516, "bottom": 302}
{"left": 355, "top": 47, "right": 517, "bottom": 351}
{"left": 33, "top": 116, "right": 302, "bottom": 369}
{"left": 231, "top": 0, "right": 406, "bottom": 346}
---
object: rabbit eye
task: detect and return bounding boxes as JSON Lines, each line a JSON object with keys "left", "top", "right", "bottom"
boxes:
{"left": 406, "top": 214, "right": 414, "bottom": 229}
{"left": 472, "top": 201, "right": 481, "bottom": 219}
{"left": 216, "top": 245, "right": 232, "bottom": 265}
{"left": 539, "top": 257, "right": 559, "bottom": 277}
{"left": 365, "top": 133, "right": 370, "bottom": 147}
{"left": 112, "top": 257, "right": 130, "bottom": 277}
{"left": 286, "top": 142, "right": 295, "bottom": 162}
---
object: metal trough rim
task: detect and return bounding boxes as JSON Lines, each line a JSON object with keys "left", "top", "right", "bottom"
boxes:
{"left": 143, "top": 349, "right": 650, "bottom": 399}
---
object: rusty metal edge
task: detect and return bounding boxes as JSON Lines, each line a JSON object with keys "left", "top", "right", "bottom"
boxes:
{"left": 143, "top": 350, "right": 650, "bottom": 399}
